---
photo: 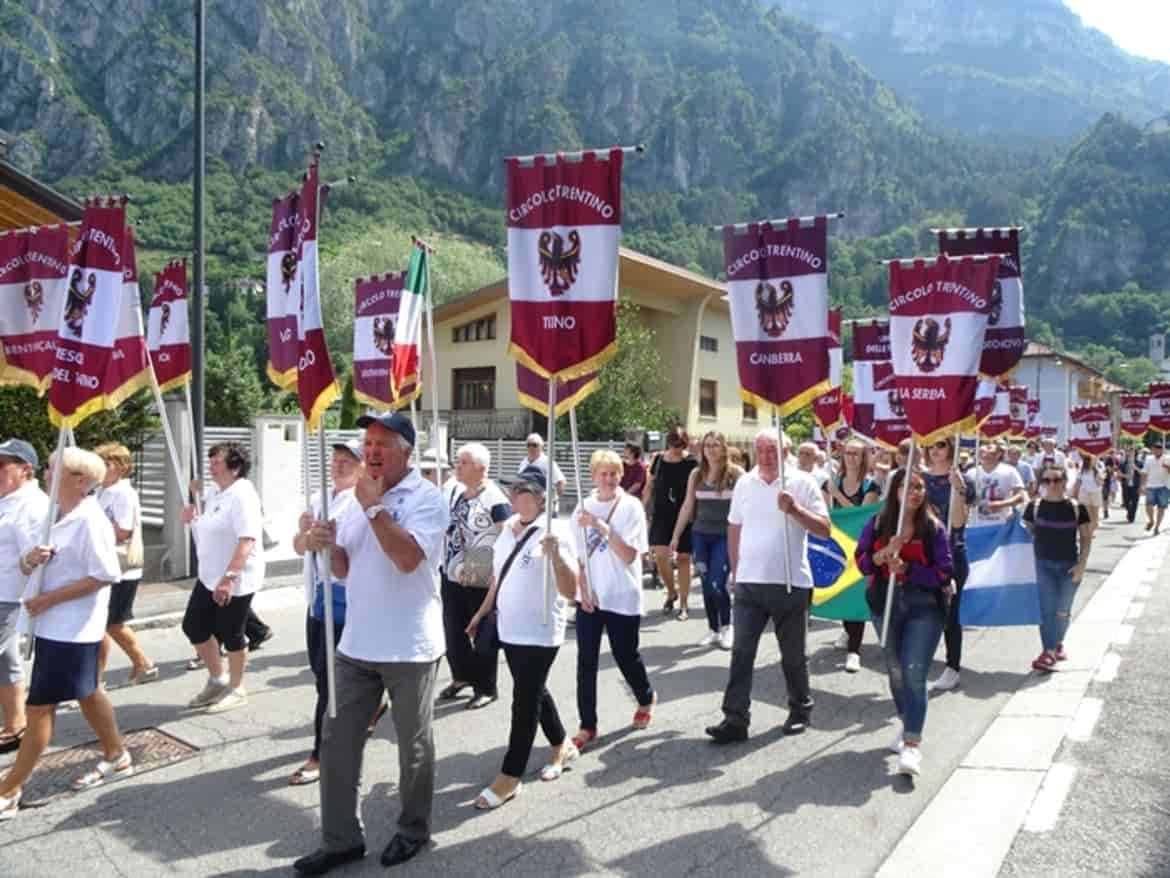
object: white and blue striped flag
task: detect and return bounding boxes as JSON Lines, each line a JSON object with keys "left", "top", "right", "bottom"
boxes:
{"left": 960, "top": 517, "right": 1039, "bottom": 626}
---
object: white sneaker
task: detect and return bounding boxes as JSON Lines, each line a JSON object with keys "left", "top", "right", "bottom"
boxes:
{"left": 889, "top": 723, "right": 904, "bottom": 754}
{"left": 928, "top": 667, "right": 961, "bottom": 692}
{"left": 844, "top": 652, "right": 861, "bottom": 673}
{"left": 718, "top": 626, "right": 734, "bottom": 650}
{"left": 188, "top": 678, "right": 229, "bottom": 709}
{"left": 834, "top": 631, "right": 850, "bottom": 649}
{"left": 897, "top": 745, "right": 922, "bottom": 776}
{"left": 206, "top": 688, "right": 248, "bottom": 714}
{"left": 698, "top": 630, "right": 719, "bottom": 647}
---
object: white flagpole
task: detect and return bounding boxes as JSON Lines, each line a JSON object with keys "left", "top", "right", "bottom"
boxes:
{"left": 880, "top": 442, "right": 918, "bottom": 647}
{"left": 543, "top": 378, "right": 557, "bottom": 619}
{"left": 315, "top": 426, "right": 338, "bottom": 719}
{"left": 301, "top": 420, "right": 315, "bottom": 624}
{"left": 569, "top": 403, "right": 595, "bottom": 608}
{"left": 22, "top": 423, "right": 69, "bottom": 661}
{"left": 774, "top": 408, "right": 793, "bottom": 594}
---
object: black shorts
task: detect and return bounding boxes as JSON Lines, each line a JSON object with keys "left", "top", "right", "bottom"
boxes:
{"left": 181, "top": 581, "right": 255, "bottom": 653}
{"left": 649, "top": 516, "right": 692, "bottom": 554}
{"left": 27, "top": 637, "right": 100, "bottom": 706}
{"left": 106, "top": 578, "right": 141, "bottom": 626}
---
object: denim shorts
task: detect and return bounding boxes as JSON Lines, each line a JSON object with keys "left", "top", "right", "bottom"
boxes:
{"left": 1146, "top": 486, "right": 1169, "bottom": 509}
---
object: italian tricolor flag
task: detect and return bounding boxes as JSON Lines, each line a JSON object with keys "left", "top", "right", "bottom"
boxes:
{"left": 391, "top": 244, "right": 425, "bottom": 404}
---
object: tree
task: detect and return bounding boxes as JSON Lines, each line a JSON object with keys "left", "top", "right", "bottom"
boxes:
{"left": 569, "top": 300, "right": 679, "bottom": 440}
{"left": 204, "top": 343, "right": 267, "bottom": 426}
{"left": 339, "top": 370, "right": 359, "bottom": 428}
{"left": 0, "top": 385, "right": 157, "bottom": 465}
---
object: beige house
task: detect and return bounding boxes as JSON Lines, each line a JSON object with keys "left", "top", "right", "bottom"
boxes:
{"left": 430, "top": 248, "right": 761, "bottom": 442}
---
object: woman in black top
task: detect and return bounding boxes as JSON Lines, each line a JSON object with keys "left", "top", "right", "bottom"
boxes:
{"left": 1022, "top": 464, "right": 1093, "bottom": 673}
{"left": 644, "top": 427, "right": 698, "bottom": 620}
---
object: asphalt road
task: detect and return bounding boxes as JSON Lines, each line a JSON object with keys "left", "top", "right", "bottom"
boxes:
{"left": 0, "top": 514, "right": 1151, "bottom": 877}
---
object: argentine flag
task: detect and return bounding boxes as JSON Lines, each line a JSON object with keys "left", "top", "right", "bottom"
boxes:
{"left": 961, "top": 517, "right": 1039, "bottom": 626}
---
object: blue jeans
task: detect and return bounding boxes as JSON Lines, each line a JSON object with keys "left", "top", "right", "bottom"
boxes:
{"left": 691, "top": 531, "right": 732, "bottom": 632}
{"left": 871, "top": 588, "right": 945, "bottom": 742}
{"left": 1035, "top": 557, "right": 1078, "bottom": 651}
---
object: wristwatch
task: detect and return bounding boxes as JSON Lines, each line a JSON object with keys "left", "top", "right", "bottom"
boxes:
{"left": 365, "top": 503, "right": 385, "bottom": 521}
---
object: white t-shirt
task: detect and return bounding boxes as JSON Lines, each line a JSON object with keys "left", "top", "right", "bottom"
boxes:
{"left": 519, "top": 453, "right": 566, "bottom": 488}
{"left": 444, "top": 480, "right": 511, "bottom": 581}
{"left": 494, "top": 517, "right": 577, "bottom": 647}
{"left": 19, "top": 496, "right": 119, "bottom": 644}
{"left": 97, "top": 478, "right": 143, "bottom": 581}
{"left": 1030, "top": 450, "right": 1067, "bottom": 475}
{"left": 335, "top": 468, "right": 448, "bottom": 663}
{"left": 973, "top": 463, "right": 1026, "bottom": 522}
{"left": 728, "top": 468, "right": 827, "bottom": 588}
{"left": 573, "top": 490, "right": 648, "bottom": 616}
{"left": 1144, "top": 454, "right": 1170, "bottom": 489}
{"left": 191, "top": 478, "right": 265, "bottom": 596}
{"left": 1077, "top": 465, "right": 1103, "bottom": 501}
{"left": 302, "top": 488, "right": 357, "bottom": 605}
{"left": 0, "top": 482, "right": 48, "bottom": 603}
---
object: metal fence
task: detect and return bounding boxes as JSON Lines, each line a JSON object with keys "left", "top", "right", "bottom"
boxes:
{"left": 456, "top": 438, "right": 629, "bottom": 510}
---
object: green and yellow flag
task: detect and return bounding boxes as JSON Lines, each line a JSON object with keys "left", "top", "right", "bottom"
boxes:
{"left": 808, "top": 503, "right": 879, "bottom": 622}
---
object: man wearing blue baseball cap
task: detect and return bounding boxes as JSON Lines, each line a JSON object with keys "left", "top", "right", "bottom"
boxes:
{"left": 296, "top": 411, "right": 448, "bottom": 874}
{"left": 0, "top": 439, "right": 48, "bottom": 753}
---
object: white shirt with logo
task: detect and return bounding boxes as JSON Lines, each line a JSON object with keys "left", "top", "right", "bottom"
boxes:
{"left": 192, "top": 478, "right": 265, "bottom": 596}
{"left": 973, "top": 463, "right": 1026, "bottom": 522}
{"left": 494, "top": 517, "right": 577, "bottom": 647}
{"left": 0, "top": 482, "right": 48, "bottom": 603}
{"left": 573, "top": 491, "right": 648, "bottom": 616}
{"left": 1144, "top": 454, "right": 1170, "bottom": 489}
{"left": 335, "top": 468, "right": 448, "bottom": 663}
{"left": 18, "top": 496, "right": 119, "bottom": 644}
{"left": 728, "top": 467, "right": 827, "bottom": 588}
{"left": 97, "top": 478, "right": 143, "bottom": 581}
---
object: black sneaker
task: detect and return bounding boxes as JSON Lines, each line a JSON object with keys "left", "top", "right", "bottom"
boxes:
{"left": 705, "top": 720, "right": 748, "bottom": 744}
{"left": 248, "top": 627, "right": 274, "bottom": 652}
{"left": 782, "top": 711, "right": 811, "bottom": 735}
{"left": 293, "top": 846, "right": 365, "bottom": 875}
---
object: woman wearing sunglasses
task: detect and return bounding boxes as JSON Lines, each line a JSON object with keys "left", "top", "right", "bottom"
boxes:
{"left": 1022, "top": 464, "right": 1093, "bottom": 672}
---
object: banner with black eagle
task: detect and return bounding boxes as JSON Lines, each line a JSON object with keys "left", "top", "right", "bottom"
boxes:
{"left": 724, "top": 217, "right": 831, "bottom": 416}
{"left": 938, "top": 228, "right": 1025, "bottom": 380}
{"left": 506, "top": 149, "right": 622, "bottom": 380}
{"left": 104, "top": 225, "right": 152, "bottom": 407}
{"left": 265, "top": 188, "right": 301, "bottom": 390}
{"left": 1148, "top": 383, "right": 1170, "bottom": 434}
{"left": 850, "top": 320, "right": 890, "bottom": 442}
{"left": 813, "top": 307, "right": 843, "bottom": 433}
{"left": 1007, "top": 385, "right": 1028, "bottom": 439}
{"left": 1119, "top": 393, "right": 1149, "bottom": 438}
{"left": 1024, "top": 395, "right": 1042, "bottom": 440}
{"left": 0, "top": 223, "right": 71, "bottom": 392}
{"left": 1068, "top": 404, "right": 1112, "bottom": 457}
{"left": 148, "top": 259, "right": 192, "bottom": 393}
{"left": 980, "top": 384, "right": 1013, "bottom": 439}
{"left": 48, "top": 198, "right": 128, "bottom": 427}
{"left": 888, "top": 255, "right": 999, "bottom": 444}
{"left": 352, "top": 271, "right": 409, "bottom": 410}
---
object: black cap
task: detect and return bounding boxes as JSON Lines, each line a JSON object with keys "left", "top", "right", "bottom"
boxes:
{"left": 0, "top": 438, "right": 38, "bottom": 468}
{"left": 355, "top": 411, "right": 416, "bottom": 448}
{"left": 503, "top": 466, "right": 547, "bottom": 495}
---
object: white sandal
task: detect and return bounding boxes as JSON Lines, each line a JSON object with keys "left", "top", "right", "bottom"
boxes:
{"left": 474, "top": 783, "right": 521, "bottom": 810}
{"left": 0, "top": 789, "right": 21, "bottom": 821}
{"left": 72, "top": 751, "right": 133, "bottom": 791}
{"left": 540, "top": 741, "right": 580, "bottom": 781}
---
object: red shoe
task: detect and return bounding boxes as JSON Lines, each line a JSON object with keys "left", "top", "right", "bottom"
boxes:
{"left": 632, "top": 693, "right": 657, "bottom": 730}
{"left": 1032, "top": 652, "right": 1057, "bottom": 672}
{"left": 570, "top": 728, "right": 598, "bottom": 752}
{"left": 1054, "top": 643, "right": 1068, "bottom": 662}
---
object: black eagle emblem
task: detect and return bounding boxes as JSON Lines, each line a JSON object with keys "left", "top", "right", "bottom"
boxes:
{"left": 910, "top": 317, "right": 951, "bottom": 373}
{"left": 372, "top": 316, "right": 395, "bottom": 357}
{"left": 280, "top": 252, "right": 297, "bottom": 294}
{"left": 1010, "top": 403, "right": 1022, "bottom": 421}
{"left": 887, "top": 389, "right": 905, "bottom": 419}
{"left": 1086, "top": 420, "right": 1101, "bottom": 438}
{"left": 23, "top": 281, "right": 43, "bottom": 323}
{"left": 988, "top": 280, "right": 1003, "bottom": 326}
{"left": 1130, "top": 407, "right": 1144, "bottom": 422}
{"left": 755, "top": 280, "right": 795, "bottom": 338}
{"left": 64, "top": 268, "right": 97, "bottom": 337}
{"left": 160, "top": 301, "right": 172, "bottom": 338}
{"left": 1160, "top": 399, "right": 1170, "bottom": 414}
{"left": 538, "top": 230, "right": 581, "bottom": 296}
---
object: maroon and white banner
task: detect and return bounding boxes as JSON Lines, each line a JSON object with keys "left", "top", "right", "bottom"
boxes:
{"left": 1024, "top": 395, "right": 1043, "bottom": 440}
{"left": 1119, "top": 393, "right": 1150, "bottom": 438}
{"left": 0, "top": 223, "right": 71, "bottom": 392}
{"left": 850, "top": 321, "right": 890, "bottom": 442}
{"left": 148, "top": 259, "right": 192, "bottom": 393}
{"left": 980, "top": 384, "right": 1013, "bottom": 439}
{"left": 872, "top": 361, "right": 911, "bottom": 449}
{"left": 1148, "top": 383, "right": 1170, "bottom": 434}
{"left": 507, "top": 150, "right": 622, "bottom": 380}
{"left": 938, "top": 228, "right": 1025, "bottom": 379}
{"left": 292, "top": 159, "right": 339, "bottom": 430}
{"left": 974, "top": 379, "right": 998, "bottom": 426}
{"left": 725, "top": 217, "right": 831, "bottom": 416}
{"left": 813, "top": 307, "right": 843, "bottom": 431}
{"left": 352, "top": 271, "right": 411, "bottom": 410}
{"left": 516, "top": 363, "right": 599, "bottom": 417}
{"left": 1069, "top": 404, "right": 1112, "bottom": 457}
{"left": 888, "top": 255, "right": 999, "bottom": 443}
{"left": 1007, "top": 385, "right": 1028, "bottom": 438}
{"left": 265, "top": 189, "right": 301, "bottom": 389}
{"left": 104, "top": 225, "right": 152, "bottom": 406}
{"left": 48, "top": 199, "right": 127, "bottom": 427}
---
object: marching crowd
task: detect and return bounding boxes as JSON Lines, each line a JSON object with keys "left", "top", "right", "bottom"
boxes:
{"left": 0, "top": 418, "right": 1162, "bottom": 873}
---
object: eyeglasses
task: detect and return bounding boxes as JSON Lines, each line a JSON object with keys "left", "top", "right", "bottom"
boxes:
{"left": 526, "top": 443, "right": 539, "bottom": 448}
{"left": 907, "top": 483, "right": 926, "bottom": 492}
{"left": 931, "top": 441, "right": 949, "bottom": 450}
{"left": 1041, "top": 477, "right": 1065, "bottom": 485}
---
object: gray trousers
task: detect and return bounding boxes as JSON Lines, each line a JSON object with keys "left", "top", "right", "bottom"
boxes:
{"left": 320, "top": 653, "right": 439, "bottom": 851}
{"left": 721, "top": 581, "right": 813, "bottom": 728}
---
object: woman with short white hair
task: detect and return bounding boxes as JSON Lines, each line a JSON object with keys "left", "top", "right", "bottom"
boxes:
{"left": 0, "top": 446, "right": 133, "bottom": 818}
{"left": 439, "top": 442, "right": 511, "bottom": 709}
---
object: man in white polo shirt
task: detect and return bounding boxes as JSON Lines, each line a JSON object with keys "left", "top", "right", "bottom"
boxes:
{"left": 296, "top": 412, "right": 447, "bottom": 875}
{"left": 706, "top": 428, "right": 830, "bottom": 744}
{"left": 1141, "top": 444, "right": 1170, "bottom": 535}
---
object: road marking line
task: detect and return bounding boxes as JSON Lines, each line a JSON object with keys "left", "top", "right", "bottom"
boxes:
{"left": 1125, "top": 601, "right": 1146, "bottom": 620}
{"left": 1095, "top": 652, "right": 1122, "bottom": 683}
{"left": 1113, "top": 624, "right": 1135, "bottom": 645}
{"left": 1066, "top": 697, "right": 1104, "bottom": 742}
{"left": 1023, "top": 763, "right": 1078, "bottom": 833}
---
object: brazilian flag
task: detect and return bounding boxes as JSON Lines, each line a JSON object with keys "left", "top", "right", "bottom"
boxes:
{"left": 808, "top": 503, "right": 879, "bottom": 622}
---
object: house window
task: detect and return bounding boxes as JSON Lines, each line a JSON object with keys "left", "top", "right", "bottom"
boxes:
{"left": 699, "top": 335, "right": 718, "bottom": 353}
{"left": 453, "top": 367, "right": 495, "bottom": 410}
{"left": 742, "top": 401, "right": 757, "bottom": 422}
{"left": 452, "top": 315, "right": 496, "bottom": 343}
{"left": 699, "top": 379, "right": 717, "bottom": 418}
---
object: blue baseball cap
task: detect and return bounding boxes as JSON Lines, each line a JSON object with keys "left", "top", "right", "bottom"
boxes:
{"left": 331, "top": 438, "right": 363, "bottom": 461}
{"left": 355, "top": 411, "right": 416, "bottom": 448}
{"left": 503, "top": 466, "right": 547, "bottom": 495}
{"left": 0, "top": 438, "right": 38, "bottom": 468}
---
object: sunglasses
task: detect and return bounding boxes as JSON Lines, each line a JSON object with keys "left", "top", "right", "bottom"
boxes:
{"left": 1041, "top": 477, "right": 1065, "bottom": 485}
{"left": 526, "top": 443, "right": 539, "bottom": 448}
{"left": 931, "top": 441, "right": 949, "bottom": 450}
